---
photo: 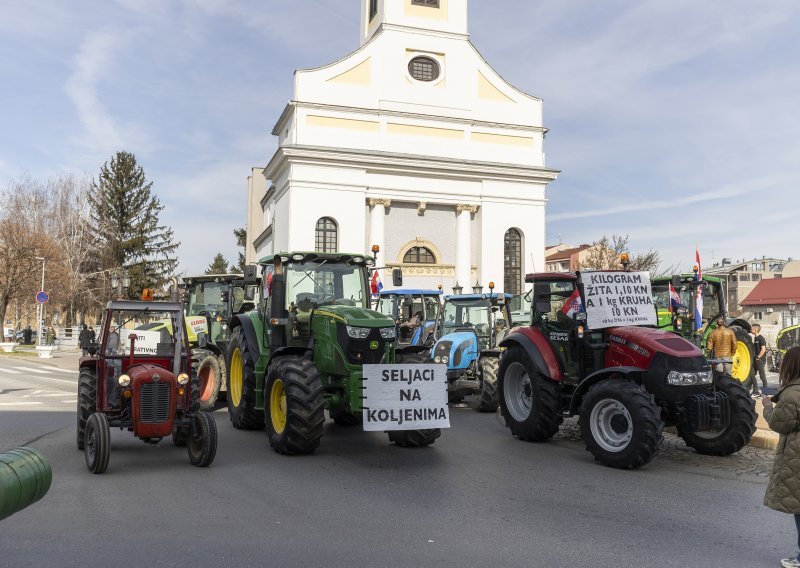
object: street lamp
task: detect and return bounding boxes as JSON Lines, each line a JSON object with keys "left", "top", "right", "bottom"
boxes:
{"left": 111, "top": 271, "right": 131, "bottom": 300}
{"left": 472, "top": 281, "right": 482, "bottom": 294}
{"left": 789, "top": 299, "right": 796, "bottom": 326}
{"left": 452, "top": 282, "right": 463, "bottom": 295}
{"left": 34, "top": 256, "right": 45, "bottom": 346}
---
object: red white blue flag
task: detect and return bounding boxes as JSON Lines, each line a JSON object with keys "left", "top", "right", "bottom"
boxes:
{"left": 560, "top": 289, "right": 583, "bottom": 318}
{"left": 695, "top": 247, "right": 702, "bottom": 281}
{"left": 695, "top": 284, "right": 704, "bottom": 330}
{"left": 669, "top": 283, "right": 684, "bottom": 312}
{"left": 370, "top": 271, "right": 383, "bottom": 295}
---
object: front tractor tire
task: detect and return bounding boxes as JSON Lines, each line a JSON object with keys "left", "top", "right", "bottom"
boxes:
{"left": 390, "top": 350, "right": 441, "bottom": 447}
{"left": 475, "top": 356, "right": 500, "bottom": 413}
{"left": 677, "top": 375, "right": 756, "bottom": 456}
{"left": 498, "top": 347, "right": 562, "bottom": 441}
{"left": 84, "top": 412, "right": 110, "bottom": 474}
{"left": 76, "top": 367, "right": 97, "bottom": 450}
{"left": 729, "top": 326, "right": 755, "bottom": 385}
{"left": 578, "top": 379, "right": 664, "bottom": 469}
{"left": 226, "top": 327, "right": 265, "bottom": 430}
{"left": 188, "top": 411, "right": 218, "bottom": 467}
{"left": 194, "top": 349, "right": 222, "bottom": 411}
{"left": 265, "top": 356, "right": 325, "bottom": 455}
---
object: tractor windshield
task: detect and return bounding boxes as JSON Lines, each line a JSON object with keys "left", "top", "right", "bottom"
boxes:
{"left": 101, "top": 309, "right": 185, "bottom": 359}
{"left": 285, "top": 260, "right": 368, "bottom": 310}
{"left": 187, "top": 281, "right": 230, "bottom": 320}
{"left": 442, "top": 299, "right": 492, "bottom": 347}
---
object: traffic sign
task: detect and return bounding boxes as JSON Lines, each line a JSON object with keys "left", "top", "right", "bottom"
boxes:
{"left": 35, "top": 291, "right": 49, "bottom": 304}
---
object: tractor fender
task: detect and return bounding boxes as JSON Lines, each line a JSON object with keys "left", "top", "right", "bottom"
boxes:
{"left": 269, "top": 346, "right": 312, "bottom": 367}
{"left": 479, "top": 348, "right": 502, "bottom": 360}
{"left": 229, "top": 314, "right": 261, "bottom": 360}
{"left": 499, "top": 328, "right": 563, "bottom": 381}
{"left": 395, "top": 345, "right": 430, "bottom": 358}
{"left": 78, "top": 356, "right": 98, "bottom": 371}
{"left": 567, "top": 366, "right": 646, "bottom": 415}
{"left": 726, "top": 318, "right": 752, "bottom": 333}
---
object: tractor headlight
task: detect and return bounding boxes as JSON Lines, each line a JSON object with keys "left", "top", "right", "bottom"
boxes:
{"left": 666, "top": 370, "right": 713, "bottom": 386}
{"left": 346, "top": 326, "right": 370, "bottom": 339}
{"left": 434, "top": 356, "right": 442, "bottom": 363}
{"left": 177, "top": 373, "right": 189, "bottom": 385}
{"left": 379, "top": 327, "right": 395, "bottom": 339}
{"left": 118, "top": 374, "right": 131, "bottom": 387}
{"left": 441, "top": 355, "right": 449, "bottom": 364}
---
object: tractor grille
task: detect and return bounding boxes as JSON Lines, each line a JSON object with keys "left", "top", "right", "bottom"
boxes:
{"left": 139, "top": 382, "right": 171, "bottom": 423}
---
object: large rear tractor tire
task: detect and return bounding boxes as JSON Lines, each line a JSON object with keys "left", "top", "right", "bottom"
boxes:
{"left": 226, "top": 327, "right": 265, "bottom": 430}
{"left": 84, "top": 412, "right": 110, "bottom": 474}
{"left": 390, "top": 350, "right": 441, "bottom": 447}
{"left": 194, "top": 349, "right": 222, "bottom": 411}
{"left": 578, "top": 379, "right": 664, "bottom": 469}
{"left": 76, "top": 367, "right": 97, "bottom": 450}
{"left": 265, "top": 356, "right": 325, "bottom": 455}
{"left": 474, "top": 356, "right": 499, "bottom": 413}
{"left": 188, "top": 411, "right": 218, "bottom": 467}
{"left": 677, "top": 375, "right": 756, "bottom": 455}
{"left": 498, "top": 347, "right": 562, "bottom": 441}
{"left": 729, "top": 325, "right": 755, "bottom": 385}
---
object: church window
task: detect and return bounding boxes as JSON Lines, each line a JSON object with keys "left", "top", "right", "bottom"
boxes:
{"left": 315, "top": 217, "right": 338, "bottom": 253}
{"left": 411, "top": 0, "right": 440, "bottom": 7}
{"left": 403, "top": 246, "right": 436, "bottom": 264}
{"left": 408, "top": 56, "right": 440, "bottom": 82}
{"left": 369, "top": 0, "right": 378, "bottom": 20}
{"left": 504, "top": 229, "right": 522, "bottom": 296}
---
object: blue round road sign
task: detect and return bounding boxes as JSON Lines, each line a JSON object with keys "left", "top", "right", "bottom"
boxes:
{"left": 35, "top": 291, "right": 49, "bottom": 304}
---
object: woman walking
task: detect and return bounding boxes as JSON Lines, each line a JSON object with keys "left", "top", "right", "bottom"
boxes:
{"left": 764, "top": 346, "right": 800, "bottom": 568}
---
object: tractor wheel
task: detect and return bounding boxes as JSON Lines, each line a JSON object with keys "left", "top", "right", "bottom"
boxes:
{"left": 194, "top": 349, "right": 222, "bottom": 411}
{"left": 387, "top": 429, "right": 441, "bottom": 447}
{"left": 448, "top": 390, "right": 465, "bottom": 404}
{"left": 498, "top": 347, "right": 562, "bottom": 441}
{"left": 474, "top": 356, "right": 499, "bottom": 413}
{"left": 678, "top": 375, "right": 756, "bottom": 455}
{"left": 395, "top": 350, "right": 431, "bottom": 365}
{"left": 76, "top": 367, "right": 97, "bottom": 451}
{"left": 332, "top": 411, "right": 362, "bottom": 426}
{"left": 217, "top": 353, "right": 228, "bottom": 399}
{"left": 729, "top": 326, "right": 755, "bottom": 385}
{"left": 84, "top": 412, "right": 110, "bottom": 474}
{"left": 226, "top": 327, "right": 265, "bottom": 430}
{"left": 188, "top": 411, "right": 218, "bottom": 467}
{"left": 173, "top": 427, "right": 188, "bottom": 447}
{"left": 265, "top": 356, "right": 325, "bottom": 455}
{"left": 579, "top": 379, "right": 664, "bottom": 469}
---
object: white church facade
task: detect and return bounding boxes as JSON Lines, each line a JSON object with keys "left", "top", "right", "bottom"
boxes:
{"left": 247, "top": 0, "right": 559, "bottom": 296}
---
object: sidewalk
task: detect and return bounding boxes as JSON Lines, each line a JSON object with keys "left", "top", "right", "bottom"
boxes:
{"left": 1, "top": 346, "right": 82, "bottom": 372}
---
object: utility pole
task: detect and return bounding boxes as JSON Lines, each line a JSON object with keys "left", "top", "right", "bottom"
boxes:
{"left": 35, "top": 257, "right": 45, "bottom": 346}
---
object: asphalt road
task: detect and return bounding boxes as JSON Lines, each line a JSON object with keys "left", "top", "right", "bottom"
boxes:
{"left": 0, "top": 354, "right": 792, "bottom": 568}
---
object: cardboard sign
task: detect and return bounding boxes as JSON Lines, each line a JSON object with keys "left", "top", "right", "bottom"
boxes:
{"left": 125, "top": 329, "right": 166, "bottom": 355}
{"left": 362, "top": 364, "right": 450, "bottom": 431}
{"left": 583, "top": 271, "right": 657, "bottom": 329}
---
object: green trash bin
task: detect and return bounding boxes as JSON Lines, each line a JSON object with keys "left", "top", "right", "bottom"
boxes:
{"left": 0, "top": 447, "right": 52, "bottom": 521}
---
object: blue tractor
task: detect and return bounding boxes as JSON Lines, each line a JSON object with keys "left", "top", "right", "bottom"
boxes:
{"left": 374, "top": 289, "right": 442, "bottom": 349}
{"left": 432, "top": 292, "right": 512, "bottom": 410}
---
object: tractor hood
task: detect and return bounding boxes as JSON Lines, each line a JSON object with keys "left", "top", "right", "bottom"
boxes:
{"left": 433, "top": 331, "right": 478, "bottom": 370}
{"left": 605, "top": 326, "right": 702, "bottom": 368}
{"left": 313, "top": 305, "right": 394, "bottom": 328}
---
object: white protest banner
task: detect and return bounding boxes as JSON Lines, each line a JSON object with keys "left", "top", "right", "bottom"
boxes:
{"left": 126, "top": 329, "right": 163, "bottom": 354}
{"left": 362, "top": 364, "right": 450, "bottom": 431}
{"left": 582, "top": 271, "right": 657, "bottom": 329}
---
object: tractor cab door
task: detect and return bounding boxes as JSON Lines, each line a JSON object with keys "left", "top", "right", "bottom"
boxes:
{"left": 532, "top": 280, "right": 581, "bottom": 382}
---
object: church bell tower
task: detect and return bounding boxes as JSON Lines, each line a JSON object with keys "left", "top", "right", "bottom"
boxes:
{"left": 360, "top": 0, "right": 468, "bottom": 46}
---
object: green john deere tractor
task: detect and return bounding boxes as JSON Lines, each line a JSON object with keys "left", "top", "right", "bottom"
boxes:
{"left": 225, "top": 251, "right": 441, "bottom": 454}
{"left": 652, "top": 274, "right": 754, "bottom": 384}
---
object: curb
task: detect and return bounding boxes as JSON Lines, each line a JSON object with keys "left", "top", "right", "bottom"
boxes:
{"left": 752, "top": 399, "right": 778, "bottom": 450}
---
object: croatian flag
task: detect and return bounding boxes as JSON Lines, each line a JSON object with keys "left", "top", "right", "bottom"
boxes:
{"left": 695, "top": 284, "right": 704, "bottom": 330}
{"left": 668, "top": 283, "right": 684, "bottom": 312}
{"left": 561, "top": 289, "right": 584, "bottom": 318}
{"left": 370, "top": 271, "right": 383, "bottom": 295}
{"left": 695, "top": 247, "right": 702, "bottom": 281}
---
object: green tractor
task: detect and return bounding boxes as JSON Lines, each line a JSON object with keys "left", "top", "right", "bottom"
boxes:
{"left": 651, "top": 274, "right": 754, "bottom": 384}
{"left": 178, "top": 271, "right": 260, "bottom": 411}
{"left": 225, "top": 251, "right": 441, "bottom": 454}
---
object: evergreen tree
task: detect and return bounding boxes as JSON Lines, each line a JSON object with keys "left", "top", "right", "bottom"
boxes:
{"left": 234, "top": 227, "right": 247, "bottom": 272}
{"left": 88, "top": 151, "right": 179, "bottom": 298}
{"left": 206, "top": 253, "right": 230, "bottom": 275}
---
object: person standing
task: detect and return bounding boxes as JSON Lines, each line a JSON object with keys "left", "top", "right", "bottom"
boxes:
{"left": 22, "top": 325, "right": 32, "bottom": 345}
{"left": 707, "top": 317, "right": 737, "bottom": 375}
{"left": 752, "top": 323, "right": 768, "bottom": 396}
{"left": 763, "top": 346, "right": 800, "bottom": 568}
{"left": 78, "top": 324, "right": 91, "bottom": 356}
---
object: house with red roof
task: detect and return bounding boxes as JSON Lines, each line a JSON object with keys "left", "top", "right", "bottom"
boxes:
{"left": 741, "top": 276, "right": 800, "bottom": 341}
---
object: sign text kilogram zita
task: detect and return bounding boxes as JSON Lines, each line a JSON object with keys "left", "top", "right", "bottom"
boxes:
{"left": 583, "top": 271, "right": 657, "bottom": 329}
{"left": 362, "top": 364, "right": 450, "bottom": 431}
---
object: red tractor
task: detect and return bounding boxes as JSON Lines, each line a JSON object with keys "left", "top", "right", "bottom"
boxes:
{"left": 76, "top": 300, "right": 217, "bottom": 473}
{"left": 498, "top": 271, "right": 756, "bottom": 469}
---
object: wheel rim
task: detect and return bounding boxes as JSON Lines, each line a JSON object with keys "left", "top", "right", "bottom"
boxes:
{"left": 229, "top": 349, "right": 243, "bottom": 407}
{"left": 692, "top": 428, "right": 725, "bottom": 440}
{"left": 270, "top": 378, "right": 287, "bottom": 434}
{"left": 589, "top": 398, "right": 633, "bottom": 452}
{"left": 199, "top": 363, "right": 215, "bottom": 401}
{"left": 86, "top": 422, "right": 97, "bottom": 463}
{"left": 731, "top": 341, "right": 751, "bottom": 382}
{"left": 504, "top": 362, "right": 533, "bottom": 422}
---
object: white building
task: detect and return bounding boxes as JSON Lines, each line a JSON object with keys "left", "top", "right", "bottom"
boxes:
{"left": 247, "top": 0, "right": 559, "bottom": 296}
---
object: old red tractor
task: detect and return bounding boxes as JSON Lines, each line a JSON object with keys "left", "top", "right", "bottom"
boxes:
{"left": 76, "top": 300, "right": 217, "bottom": 473}
{"left": 498, "top": 271, "right": 756, "bottom": 469}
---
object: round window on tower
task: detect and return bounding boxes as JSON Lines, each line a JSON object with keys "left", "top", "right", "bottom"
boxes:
{"left": 408, "top": 56, "right": 440, "bottom": 82}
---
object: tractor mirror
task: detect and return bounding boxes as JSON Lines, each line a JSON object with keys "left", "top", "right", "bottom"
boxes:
{"left": 243, "top": 264, "right": 259, "bottom": 284}
{"left": 671, "top": 275, "right": 682, "bottom": 288}
{"left": 392, "top": 268, "right": 403, "bottom": 287}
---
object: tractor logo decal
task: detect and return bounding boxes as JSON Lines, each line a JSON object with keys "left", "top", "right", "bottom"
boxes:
{"left": 370, "top": 340, "right": 379, "bottom": 350}
{"left": 609, "top": 334, "right": 651, "bottom": 358}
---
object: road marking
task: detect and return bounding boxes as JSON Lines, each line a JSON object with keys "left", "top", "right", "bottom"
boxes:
{"left": 0, "top": 402, "right": 43, "bottom": 406}
{"left": 10, "top": 375, "right": 75, "bottom": 385}
{"left": 0, "top": 368, "right": 22, "bottom": 374}
{"left": 61, "top": 400, "right": 76, "bottom": 403}
{"left": 50, "top": 368, "right": 75, "bottom": 374}
{"left": 27, "top": 393, "right": 71, "bottom": 397}
{"left": 11, "top": 366, "right": 50, "bottom": 374}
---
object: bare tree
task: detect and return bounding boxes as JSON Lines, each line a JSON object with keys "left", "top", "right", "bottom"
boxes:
{"left": 579, "top": 234, "right": 677, "bottom": 276}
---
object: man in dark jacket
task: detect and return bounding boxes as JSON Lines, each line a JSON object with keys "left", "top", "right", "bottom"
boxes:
{"left": 78, "top": 324, "right": 92, "bottom": 356}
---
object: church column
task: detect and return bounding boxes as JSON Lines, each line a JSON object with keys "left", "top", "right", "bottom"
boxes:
{"left": 455, "top": 204, "right": 478, "bottom": 291}
{"left": 368, "top": 198, "right": 391, "bottom": 263}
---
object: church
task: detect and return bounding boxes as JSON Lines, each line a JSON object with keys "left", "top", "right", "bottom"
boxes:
{"left": 246, "top": 0, "right": 559, "bottom": 297}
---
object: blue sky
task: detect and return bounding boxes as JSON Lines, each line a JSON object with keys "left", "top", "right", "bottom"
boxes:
{"left": 1, "top": 0, "right": 798, "bottom": 274}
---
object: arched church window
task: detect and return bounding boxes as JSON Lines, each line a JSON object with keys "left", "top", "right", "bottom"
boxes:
{"left": 504, "top": 228, "right": 522, "bottom": 296}
{"left": 403, "top": 246, "right": 436, "bottom": 264}
{"left": 412, "top": 0, "right": 440, "bottom": 7}
{"left": 315, "top": 217, "right": 338, "bottom": 253}
{"left": 408, "top": 57, "right": 440, "bottom": 82}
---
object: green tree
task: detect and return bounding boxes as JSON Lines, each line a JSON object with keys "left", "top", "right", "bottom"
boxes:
{"left": 234, "top": 227, "right": 247, "bottom": 272}
{"left": 88, "top": 151, "right": 179, "bottom": 298}
{"left": 206, "top": 253, "right": 230, "bottom": 275}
